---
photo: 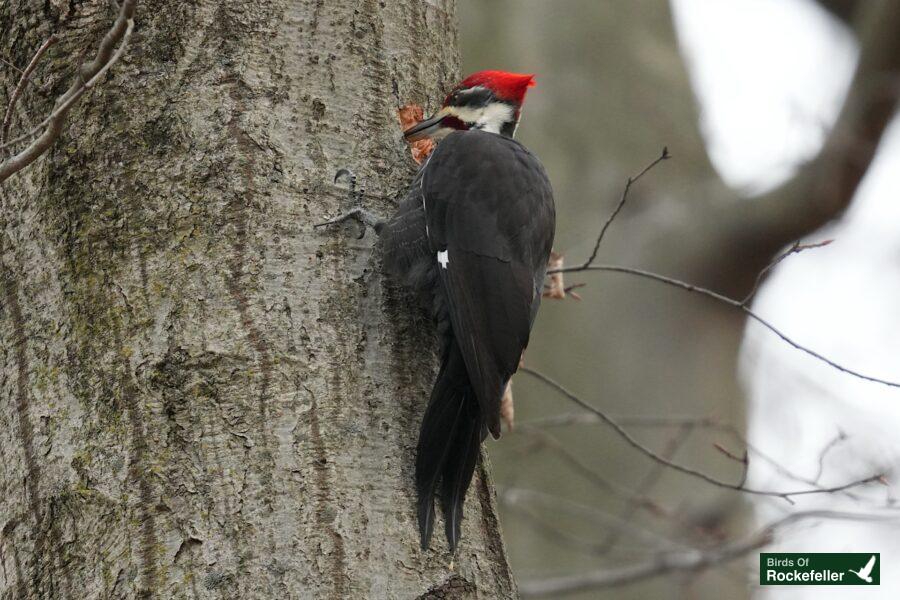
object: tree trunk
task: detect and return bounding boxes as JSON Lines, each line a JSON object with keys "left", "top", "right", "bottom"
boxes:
{"left": 0, "top": 1, "right": 516, "bottom": 598}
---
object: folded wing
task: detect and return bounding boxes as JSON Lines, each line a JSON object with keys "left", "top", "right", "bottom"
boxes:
{"left": 423, "top": 130, "right": 555, "bottom": 437}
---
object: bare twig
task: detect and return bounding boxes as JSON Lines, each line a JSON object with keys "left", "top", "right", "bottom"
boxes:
{"left": 592, "top": 423, "right": 695, "bottom": 554}
{"left": 0, "top": 0, "right": 136, "bottom": 183}
{"left": 515, "top": 425, "right": 669, "bottom": 516}
{"left": 502, "top": 497, "right": 661, "bottom": 558}
{"left": 1, "top": 36, "right": 57, "bottom": 146}
{"left": 500, "top": 488, "right": 691, "bottom": 556}
{"left": 714, "top": 442, "right": 749, "bottom": 487}
{"left": 0, "top": 56, "right": 26, "bottom": 75}
{"left": 521, "top": 413, "right": 722, "bottom": 429}
{"left": 742, "top": 239, "right": 833, "bottom": 305}
{"left": 521, "top": 410, "right": 873, "bottom": 500}
{"left": 814, "top": 430, "right": 848, "bottom": 484}
{"left": 578, "top": 264, "right": 900, "bottom": 388}
{"left": 545, "top": 144, "right": 892, "bottom": 388}
{"left": 0, "top": 55, "right": 49, "bottom": 91}
{"left": 518, "top": 510, "right": 900, "bottom": 597}
{"left": 552, "top": 147, "right": 669, "bottom": 274}
{"left": 521, "top": 367, "right": 883, "bottom": 502}
{"left": 562, "top": 283, "right": 585, "bottom": 298}
{"left": 713, "top": 442, "right": 748, "bottom": 466}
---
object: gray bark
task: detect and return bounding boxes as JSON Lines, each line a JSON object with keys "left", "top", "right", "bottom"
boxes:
{"left": 0, "top": 1, "right": 516, "bottom": 598}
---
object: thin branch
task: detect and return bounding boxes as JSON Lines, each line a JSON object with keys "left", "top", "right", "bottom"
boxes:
{"left": 521, "top": 410, "right": 874, "bottom": 500}
{"left": 592, "top": 423, "right": 695, "bottom": 554}
{"left": 502, "top": 497, "right": 663, "bottom": 559}
{"left": 713, "top": 442, "right": 749, "bottom": 488}
{"left": 515, "top": 426, "right": 670, "bottom": 517}
{"left": 742, "top": 238, "right": 833, "bottom": 305}
{"left": 0, "top": 0, "right": 136, "bottom": 183}
{"left": 520, "top": 413, "right": 722, "bottom": 429}
{"left": 1, "top": 35, "right": 57, "bottom": 146}
{"left": 554, "top": 147, "right": 669, "bottom": 274}
{"left": 580, "top": 264, "right": 900, "bottom": 388}
{"left": 515, "top": 427, "right": 631, "bottom": 498}
{"left": 814, "top": 430, "right": 848, "bottom": 484}
{"left": 0, "top": 56, "right": 26, "bottom": 75}
{"left": 713, "top": 442, "right": 748, "bottom": 466}
{"left": 521, "top": 525, "right": 766, "bottom": 597}
{"left": 0, "top": 56, "right": 49, "bottom": 92}
{"left": 500, "top": 487, "right": 691, "bottom": 556}
{"left": 518, "top": 510, "right": 899, "bottom": 597}
{"left": 520, "top": 367, "right": 883, "bottom": 502}
{"left": 545, "top": 143, "right": 893, "bottom": 388}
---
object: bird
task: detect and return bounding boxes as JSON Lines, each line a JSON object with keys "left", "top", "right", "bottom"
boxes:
{"left": 848, "top": 555, "right": 876, "bottom": 583}
{"left": 318, "top": 70, "right": 555, "bottom": 552}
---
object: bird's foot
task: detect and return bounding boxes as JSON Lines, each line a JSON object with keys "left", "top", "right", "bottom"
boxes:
{"left": 315, "top": 168, "right": 385, "bottom": 238}
{"left": 315, "top": 206, "right": 385, "bottom": 232}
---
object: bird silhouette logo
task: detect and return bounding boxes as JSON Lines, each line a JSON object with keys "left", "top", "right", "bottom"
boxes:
{"left": 848, "top": 555, "right": 877, "bottom": 583}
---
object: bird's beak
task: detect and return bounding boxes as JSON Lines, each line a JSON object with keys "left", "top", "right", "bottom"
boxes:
{"left": 403, "top": 109, "right": 448, "bottom": 142}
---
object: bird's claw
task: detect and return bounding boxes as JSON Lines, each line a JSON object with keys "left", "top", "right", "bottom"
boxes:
{"left": 333, "top": 168, "right": 363, "bottom": 204}
{"left": 314, "top": 207, "right": 367, "bottom": 239}
{"left": 316, "top": 168, "right": 384, "bottom": 238}
{"left": 334, "top": 167, "right": 356, "bottom": 187}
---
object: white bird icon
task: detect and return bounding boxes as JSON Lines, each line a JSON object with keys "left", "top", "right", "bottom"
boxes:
{"left": 848, "top": 555, "right": 877, "bottom": 583}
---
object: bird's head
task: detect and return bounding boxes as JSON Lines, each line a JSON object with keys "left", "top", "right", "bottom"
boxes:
{"left": 404, "top": 70, "right": 536, "bottom": 142}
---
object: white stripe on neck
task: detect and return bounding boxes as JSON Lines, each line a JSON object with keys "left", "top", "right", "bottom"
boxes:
{"left": 449, "top": 102, "right": 515, "bottom": 135}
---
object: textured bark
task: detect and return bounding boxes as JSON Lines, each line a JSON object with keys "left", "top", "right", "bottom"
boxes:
{"left": 0, "top": 1, "right": 516, "bottom": 598}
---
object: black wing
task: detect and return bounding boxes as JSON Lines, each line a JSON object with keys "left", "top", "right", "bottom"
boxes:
{"left": 380, "top": 167, "right": 431, "bottom": 289}
{"left": 422, "top": 130, "right": 555, "bottom": 437}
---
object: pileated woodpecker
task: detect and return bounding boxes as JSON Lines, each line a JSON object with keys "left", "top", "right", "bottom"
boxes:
{"left": 320, "top": 71, "right": 555, "bottom": 551}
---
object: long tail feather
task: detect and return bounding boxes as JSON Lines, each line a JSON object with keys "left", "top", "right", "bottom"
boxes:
{"left": 415, "top": 339, "right": 483, "bottom": 550}
{"left": 439, "top": 397, "right": 483, "bottom": 551}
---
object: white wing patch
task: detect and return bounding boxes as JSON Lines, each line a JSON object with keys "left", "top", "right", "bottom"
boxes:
{"left": 437, "top": 249, "right": 449, "bottom": 269}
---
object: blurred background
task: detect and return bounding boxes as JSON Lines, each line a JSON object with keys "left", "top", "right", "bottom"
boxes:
{"left": 459, "top": 1, "right": 900, "bottom": 598}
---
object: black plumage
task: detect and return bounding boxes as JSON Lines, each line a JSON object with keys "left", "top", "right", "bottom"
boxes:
{"left": 382, "top": 129, "right": 555, "bottom": 551}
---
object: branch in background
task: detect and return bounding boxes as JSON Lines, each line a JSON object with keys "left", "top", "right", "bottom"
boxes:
{"left": 814, "top": 430, "right": 849, "bottom": 484}
{"left": 580, "top": 264, "right": 900, "bottom": 388}
{"left": 521, "top": 367, "right": 885, "bottom": 502}
{"left": 518, "top": 510, "right": 899, "bottom": 597}
{"left": 545, "top": 149, "right": 895, "bottom": 388}
{"left": 0, "top": 0, "right": 137, "bottom": 183}
{"left": 548, "top": 139, "right": 899, "bottom": 388}
{"left": 1, "top": 35, "right": 57, "bottom": 145}
{"left": 523, "top": 410, "right": 880, "bottom": 504}
{"left": 542, "top": 147, "right": 666, "bottom": 301}
{"left": 0, "top": 56, "right": 25, "bottom": 75}
{"left": 546, "top": 145, "right": 892, "bottom": 386}
{"left": 0, "top": 56, "right": 50, "bottom": 94}
{"left": 509, "top": 413, "right": 895, "bottom": 567}
{"left": 741, "top": 238, "right": 833, "bottom": 305}
{"left": 513, "top": 1, "right": 894, "bottom": 589}
{"left": 514, "top": 426, "right": 671, "bottom": 518}
{"left": 514, "top": 423, "right": 760, "bottom": 548}
{"left": 592, "top": 422, "right": 696, "bottom": 554}
{"left": 499, "top": 488, "right": 692, "bottom": 557}
{"left": 521, "top": 412, "right": 723, "bottom": 429}
{"left": 551, "top": 147, "right": 670, "bottom": 274}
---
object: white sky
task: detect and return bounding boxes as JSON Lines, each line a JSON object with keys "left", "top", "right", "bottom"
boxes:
{"left": 672, "top": 1, "right": 900, "bottom": 597}
{"left": 671, "top": 0, "right": 858, "bottom": 193}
